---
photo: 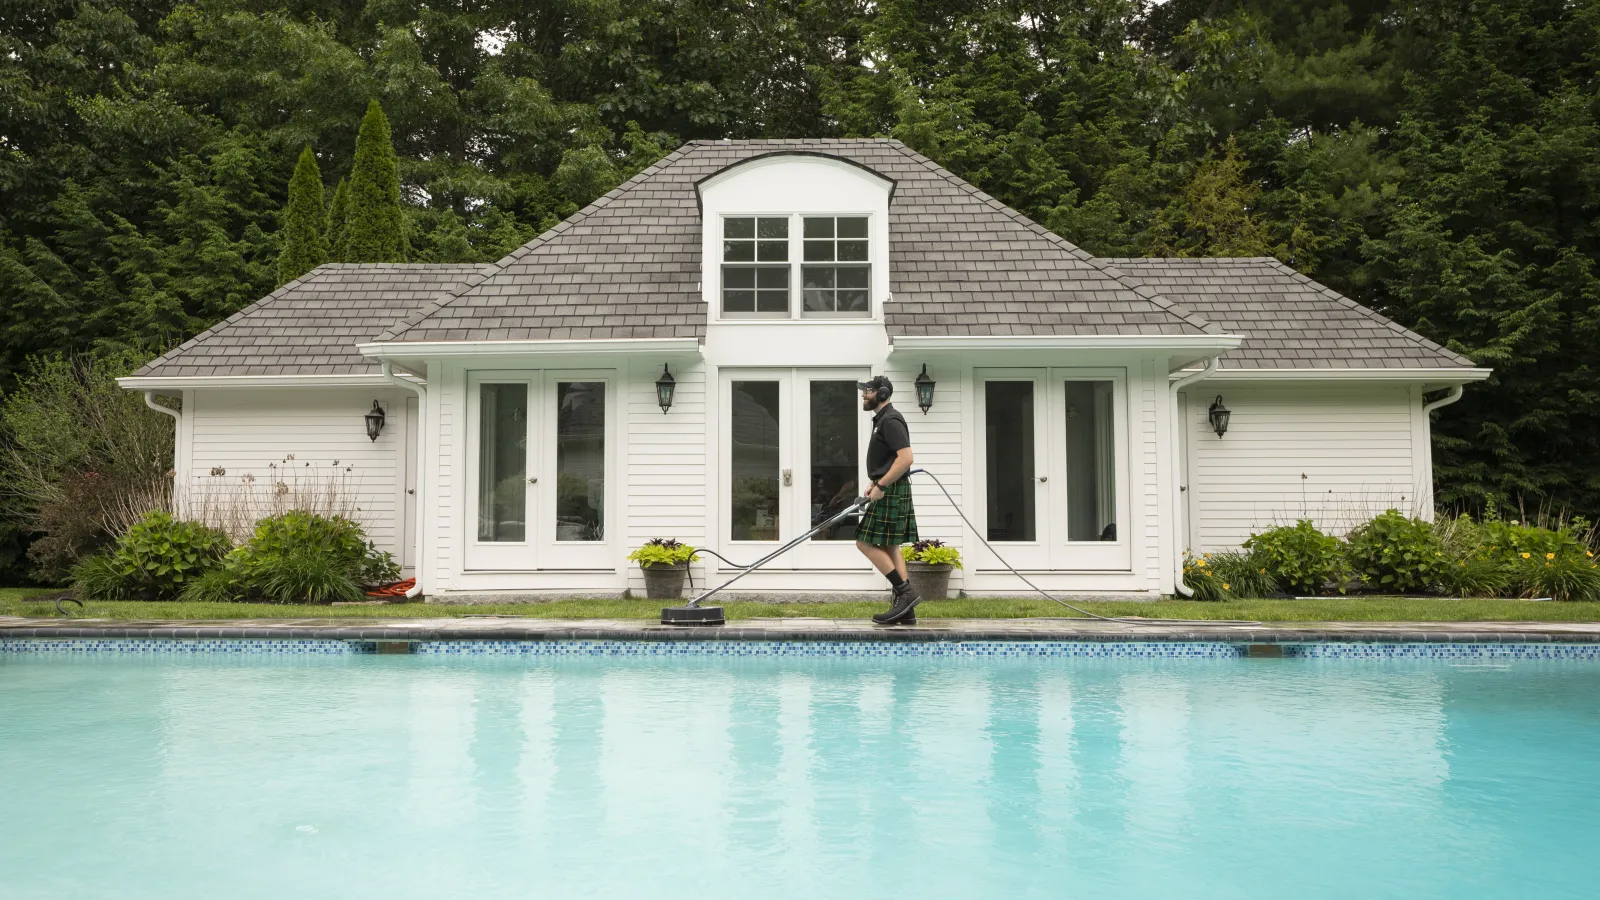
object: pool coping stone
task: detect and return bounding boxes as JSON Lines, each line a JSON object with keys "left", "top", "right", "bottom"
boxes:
{"left": 3, "top": 617, "right": 1599, "bottom": 644}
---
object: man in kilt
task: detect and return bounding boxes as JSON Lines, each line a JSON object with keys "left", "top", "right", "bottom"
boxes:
{"left": 854, "top": 376, "right": 921, "bottom": 624}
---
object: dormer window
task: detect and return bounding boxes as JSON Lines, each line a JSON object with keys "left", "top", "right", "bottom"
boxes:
{"left": 722, "top": 217, "right": 790, "bottom": 316}
{"left": 802, "top": 216, "right": 869, "bottom": 316}
{"left": 719, "top": 214, "right": 872, "bottom": 319}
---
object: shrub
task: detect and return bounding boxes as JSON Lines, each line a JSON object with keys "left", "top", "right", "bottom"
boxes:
{"left": 1206, "top": 550, "right": 1278, "bottom": 598}
{"left": 0, "top": 352, "right": 176, "bottom": 579}
{"left": 1434, "top": 515, "right": 1515, "bottom": 597}
{"left": 1244, "top": 520, "right": 1347, "bottom": 595}
{"left": 627, "top": 538, "right": 700, "bottom": 567}
{"left": 901, "top": 539, "right": 963, "bottom": 568}
{"left": 1345, "top": 509, "right": 1450, "bottom": 594}
{"left": 181, "top": 511, "right": 391, "bottom": 604}
{"left": 70, "top": 511, "right": 231, "bottom": 601}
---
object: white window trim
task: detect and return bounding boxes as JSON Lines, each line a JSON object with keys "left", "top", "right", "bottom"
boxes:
{"left": 717, "top": 212, "right": 877, "bottom": 322}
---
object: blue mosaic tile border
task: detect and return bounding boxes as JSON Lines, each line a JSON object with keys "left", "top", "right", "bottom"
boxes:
{"left": 2, "top": 638, "right": 1599, "bottom": 660}
{"left": 1283, "top": 642, "right": 1600, "bottom": 660}
{"left": 413, "top": 640, "right": 1245, "bottom": 658}
{"left": 0, "top": 638, "right": 365, "bottom": 655}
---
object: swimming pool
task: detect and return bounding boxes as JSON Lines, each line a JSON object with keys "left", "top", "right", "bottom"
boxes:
{"left": 3, "top": 649, "right": 1597, "bottom": 898}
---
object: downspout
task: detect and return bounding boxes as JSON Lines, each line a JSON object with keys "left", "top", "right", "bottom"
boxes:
{"left": 382, "top": 362, "right": 427, "bottom": 599}
{"left": 1419, "top": 385, "right": 1465, "bottom": 517}
{"left": 1422, "top": 384, "right": 1464, "bottom": 414}
{"left": 1169, "top": 357, "right": 1221, "bottom": 598}
{"left": 145, "top": 392, "right": 183, "bottom": 515}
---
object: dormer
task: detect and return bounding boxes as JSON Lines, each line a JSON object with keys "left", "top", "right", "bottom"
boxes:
{"left": 697, "top": 153, "right": 895, "bottom": 325}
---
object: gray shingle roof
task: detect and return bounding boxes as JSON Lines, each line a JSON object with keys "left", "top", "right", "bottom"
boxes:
{"left": 1104, "top": 257, "right": 1477, "bottom": 369}
{"left": 377, "top": 139, "right": 1218, "bottom": 342}
{"left": 130, "top": 264, "right": 488, "bottom": 377}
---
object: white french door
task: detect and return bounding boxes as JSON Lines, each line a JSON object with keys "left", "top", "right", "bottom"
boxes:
{"left": 720, "top": 368, "right": 871, "bottom": 569}
{"left": 465, "top": 370, "right": 614, "bottom": 571}
{"left": 975, "top": 368, "right": 1131, "bottom": 571}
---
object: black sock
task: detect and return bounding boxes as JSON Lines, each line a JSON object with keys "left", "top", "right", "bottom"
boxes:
{"left": 886, "top": 571, "right": 905, "bottom": 588}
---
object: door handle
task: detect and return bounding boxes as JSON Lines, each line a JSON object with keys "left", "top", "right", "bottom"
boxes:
{"left": 528, "top": 477, "right": 538, "bottom": 484}
{"left": 782, "top": 469, "right": 793, "bottom": 486}
{"left": 1037, "top": 476, "right": 1048, "bottom": 483}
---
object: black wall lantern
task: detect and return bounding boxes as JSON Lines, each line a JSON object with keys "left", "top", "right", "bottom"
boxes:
{"left": 656, "top": 364, "right": 676, "bottom": 414}
{"left": 1208, "top": 395, "right": 1231, "bottom": 438}
{"left": 364, "top": 400, "right": 386, "bottom": 442}
{"left": 914, "top": 364, "right": 936, "bottom": 414}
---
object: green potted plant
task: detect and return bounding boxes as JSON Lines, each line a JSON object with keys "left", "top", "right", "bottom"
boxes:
{"left": 627, "top": 538, "right": 701, "bottom": 600}
{"left": 900, "top": 539, "right": 962, "bottom": 601}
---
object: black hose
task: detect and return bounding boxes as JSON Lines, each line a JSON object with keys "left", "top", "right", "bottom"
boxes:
{"left": 55, "top": 597, "right": 83, "bottom": 617}
{"left": 907, "top": 468, "right": 1259, "bottom": 627}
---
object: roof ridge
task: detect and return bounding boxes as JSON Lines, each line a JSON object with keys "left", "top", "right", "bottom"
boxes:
{"left": 883, "top": 143, "right": 1220, "bottom": 335}
{"left": 1256, "top": 258, "right": 1475, "bottom": 366}
{"left": 373, "top": 143, "right": 701, "bottom": 343}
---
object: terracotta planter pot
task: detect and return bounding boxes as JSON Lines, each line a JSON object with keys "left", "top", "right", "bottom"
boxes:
{"left": 640, "top": 561, "right": 690, "bottom": 600}
{"left": 906, "top": 561, "right": 954, "bottom": 601}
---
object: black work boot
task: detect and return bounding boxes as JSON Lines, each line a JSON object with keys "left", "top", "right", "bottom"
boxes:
{"left": 872, "top": 582, "right": 921, "bottom": 624}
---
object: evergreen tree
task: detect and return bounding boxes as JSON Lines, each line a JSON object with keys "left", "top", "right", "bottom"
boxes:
{"left": 327, "top": 178, "right": 350, "bottom": 262}
{"left": 277, "top": 146, "right": 329, "bottom": 284}
{"left": 341, "top": 100, "right": 408, "bottom": 263}
{"left": 1146, "top": 139, "right": 1279, "bottom": 258}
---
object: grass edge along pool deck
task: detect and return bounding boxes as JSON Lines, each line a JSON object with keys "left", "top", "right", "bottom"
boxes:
{"left": 4, "top": 616, "right": 1600, "bottom": 645}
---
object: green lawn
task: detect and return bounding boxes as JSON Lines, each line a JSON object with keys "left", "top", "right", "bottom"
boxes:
{"left": 3, "top": 587, "right": 1600, "bottom": 622}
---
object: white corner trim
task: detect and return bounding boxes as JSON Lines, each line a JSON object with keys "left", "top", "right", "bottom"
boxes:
{"left": 1181, "top": 367, "right": 1493, "bottom": 384}
{"left": 119, "top": 374, "right": 395, "bottom": 389}
{"left": 889, "top": 334, "right": 1244, "bottom": 352}
{"left": 357, "top": 338, "right": 703, "bottom": 359}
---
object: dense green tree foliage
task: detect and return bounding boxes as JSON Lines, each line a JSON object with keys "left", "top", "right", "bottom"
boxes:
{"left": 277, "top": 146, "right": 329, "bottom": 284}
{"left": 2, "top": 0, "right": 1598, "bottom": 523}
{"left": 341, "top": 101, "right": 408, "bottom": 263}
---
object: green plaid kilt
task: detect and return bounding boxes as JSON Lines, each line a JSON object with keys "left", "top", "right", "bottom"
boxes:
{"left": 855, "top": 478, "right": 919, "bottom": 547}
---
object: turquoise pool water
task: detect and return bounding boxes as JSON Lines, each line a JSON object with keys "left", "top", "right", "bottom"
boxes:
{"left": 2, "top": 652, "right": 1597, "bottom": 899}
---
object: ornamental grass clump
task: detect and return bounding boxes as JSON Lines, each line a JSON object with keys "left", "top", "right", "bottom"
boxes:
{"left": 1182, "top": 550, "right": 1275, "bottom": 601}
{"left": 1243, "top": 520, "right": 1347, "bottom": 595}
{"left": 70, "top": 510, "right": 231, "bottom": 601}
{"left": 1345, "top": 509, "right": 1450, "bottom": 594}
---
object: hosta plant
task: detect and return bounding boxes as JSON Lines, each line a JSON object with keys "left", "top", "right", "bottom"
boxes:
{"left": 1244, "top": 520, "right": 1347, "bottom": 596}
{"left": 71, "top": 511, "right": 232, "bottom": 601}
{"left": 1345, "top": 509, "right": 1449, "bottom": 594}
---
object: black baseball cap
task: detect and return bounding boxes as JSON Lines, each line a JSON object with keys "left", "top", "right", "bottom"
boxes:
{"left": 856, "top": 375, "right": 893, "bottom": 397}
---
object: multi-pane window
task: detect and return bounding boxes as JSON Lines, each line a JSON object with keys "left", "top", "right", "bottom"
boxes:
{"left": 722, "top": 217, "right": 790, "bottom": 315}
{"left": 802, "top": 216, "right": 870, "bottom": 315}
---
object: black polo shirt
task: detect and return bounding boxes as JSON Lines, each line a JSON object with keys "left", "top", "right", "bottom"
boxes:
{"left": 866, "top": 403, "right": 911, "bottom": 481}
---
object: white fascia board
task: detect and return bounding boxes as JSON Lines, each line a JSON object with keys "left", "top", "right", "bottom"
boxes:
{"left": 118, "top": 374, "right": 394, "bottom": 390}
{"left": 1180, "top": 367, "right": 1493, "bottom": 384}
{"left": 889, "top": 334, "right": 1244, "bottom": 352}
{"left": 357, "top": 338, "right": 702, "bottom": 358}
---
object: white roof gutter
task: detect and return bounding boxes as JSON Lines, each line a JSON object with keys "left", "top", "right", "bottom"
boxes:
{"left": 358, "top": 337, "right": 702, "bottom": 359}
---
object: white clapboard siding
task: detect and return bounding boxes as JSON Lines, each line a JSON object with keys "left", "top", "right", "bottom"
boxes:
{"left": 1186, "top": 385, "right": 1425, "bottom": 550}
{"left": 187, "top": 387, "right": 408, "bottom": 556}
{"left": 626, "top": 357, "right": 708, "bottom": 544}
{"left": 1137, "top": 361, "right": 1162, "bottom": 591}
